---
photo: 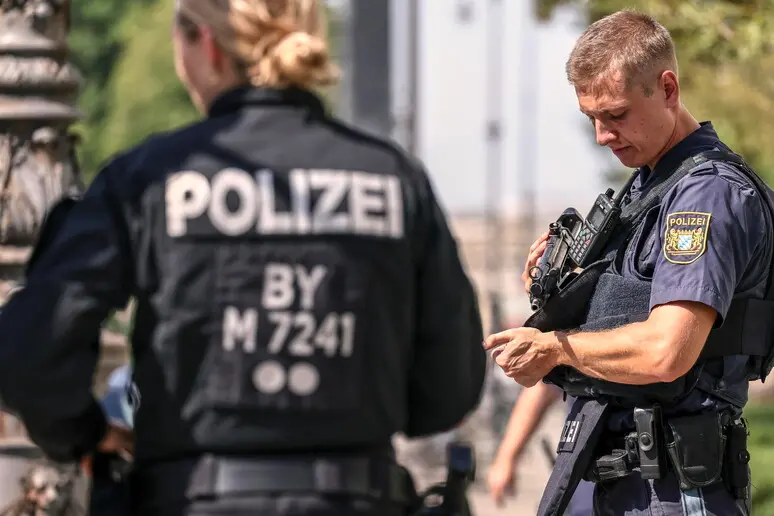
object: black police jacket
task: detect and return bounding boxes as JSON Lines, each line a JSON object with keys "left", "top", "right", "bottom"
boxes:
{"left": 0, "top": 86, "right": 486, "bottom": 464}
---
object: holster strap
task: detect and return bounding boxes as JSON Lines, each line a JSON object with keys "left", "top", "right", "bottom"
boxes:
{"left": 585, "top": 433, "right": 639, "bottom": 483}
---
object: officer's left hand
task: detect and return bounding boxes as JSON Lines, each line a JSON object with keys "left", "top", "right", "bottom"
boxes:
{"left": 483, "top": 328, "right": 558, "bottom": 387}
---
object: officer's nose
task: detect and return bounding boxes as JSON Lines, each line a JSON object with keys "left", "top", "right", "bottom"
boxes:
{"left": 594, "top": 120, "right": 617, "bottom": 147}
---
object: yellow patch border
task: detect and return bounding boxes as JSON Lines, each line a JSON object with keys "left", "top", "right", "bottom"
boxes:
{"left": 663, "top": 211, "right": 712, "bottom": 265}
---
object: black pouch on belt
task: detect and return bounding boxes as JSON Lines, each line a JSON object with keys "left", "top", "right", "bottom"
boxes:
{"left": 665, "top": 412, "right": 726, "bottom": 491}
{"left": 724, "top": 419, "right": 751, "bottom": 499}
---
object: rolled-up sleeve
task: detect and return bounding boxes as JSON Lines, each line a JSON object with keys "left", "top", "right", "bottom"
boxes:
{"left": 649, "top": 165, "right": 766, "bottom": 322}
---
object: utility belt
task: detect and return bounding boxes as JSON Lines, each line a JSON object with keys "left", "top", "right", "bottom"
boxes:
{"left": 584, "top": 406, "right": 750, "bottom": 499}
{"left": 133, "top": 453, "right": 417, "bottom": 504}
{"left": 128, "top": 443, "right": 476, "bottom": 516}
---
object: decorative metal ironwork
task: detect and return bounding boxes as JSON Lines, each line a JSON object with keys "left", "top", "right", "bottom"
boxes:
{"left": 0, "top": 4, "right": 89, "bottom": 512}
{"left": 0, "top": 0, "right": 83, "bottom": 247}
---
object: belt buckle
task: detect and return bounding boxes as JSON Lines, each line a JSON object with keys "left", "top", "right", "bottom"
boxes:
{"left": 314, "top": 459, "right": 377, "bottom": 498}
{"left": 314, "top": 459, "right": 343, "bottom": 493}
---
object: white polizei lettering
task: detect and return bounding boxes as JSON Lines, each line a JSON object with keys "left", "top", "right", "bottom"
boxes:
{"left": 262, "top": 263, "right": 295, "bottom": 310}
{"left": 351, "top": 171, "right": 390, "bottom": 236}
{"left": 288, "top": 311, "right": 316, "bottom": 356}
{"left": 222, "top": 306, "right": 258, "bottom": 352}
{"left": 257, "top": 169, "right": 295, "bottom": 234}
{"left": 384, "top": 176, "right": 404, "bottom": 238}
{"left": 267, "top": 311, "right": 294, "bottom": 354}
{"left": 290, "top": 169, "right": 312, "bottom": 234}
{"left": 224, "top": 262, "right": 358, "bottom": 400}
{"left": 340, "top": 312, "right": 356, "bottom": 357}
{"left": 314, "top": 313, "right": 338, "bottom": 356}
{"left": 309, "top": 170, "right": 350, "bottom": 232}
{"left": 265, "top": 310, "right": 356, "bottom": 358}
{"left": 166, "top": 167, "right": 404, "bottom": 238}
{"left": 287, "top": 362, "right": 319, "bottom": 396}
{"left": 252, "top": 360, "right": 286, "bottom": 394}
{"left": 295, "top": 265, "right": 327, "bottom": 310}
{"left": 209, "top": 168, "right": 258, "bottom": 236}
{"left": 165, "top": 171, "right": 211, "bottom": 237}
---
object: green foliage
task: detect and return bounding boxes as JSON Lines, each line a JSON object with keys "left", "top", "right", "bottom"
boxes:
{"left": 68, "top": 0, "right": 137, "bottom": 179}
{"left": 744, "top": 403, "right": 774, "bottom": 512}
{"left": 99, "top": 0, "right": 199, "bottom": 166}
{"left": 68, "top": 0, "right": 198, "bottom": 182}
{"left": 536, "top": 0, "right": 774, "bottom": 183}
{"left": 67, "top": 0, "right": 342, "bottom": 182}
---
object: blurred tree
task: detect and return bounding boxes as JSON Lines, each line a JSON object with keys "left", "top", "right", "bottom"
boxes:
{"left": 70, "top": 0, "right": 339, "bottom": 182}
{"left": 536, "top": 0, "right": 774, "bottom": 183}
{"left": 68, "top": 0, "right": 136, "bottom": 179}
{"left": 97, "top": 0, "right": 200, "bottom": 176}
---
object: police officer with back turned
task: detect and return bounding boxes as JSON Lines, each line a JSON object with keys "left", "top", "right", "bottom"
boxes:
{"left": 485, "top": 10, "right": 774, "bottom": 516}
{"left": 0, "top": 1, "right": 487, "bottom": 514}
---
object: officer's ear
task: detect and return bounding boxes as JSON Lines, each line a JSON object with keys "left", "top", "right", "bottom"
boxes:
{"left": 197, "top": 25, "right": 230, "bottom": 77}
{"left": 660, "top": 70, "right": 680, "bottom": 108}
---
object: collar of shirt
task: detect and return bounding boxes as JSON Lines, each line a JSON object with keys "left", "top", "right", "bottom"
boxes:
{"left": 631, "top": 121, "right": 724, "bottom": 196}
{"left": 206, "top": 85, "right": 327, "bottom": 118}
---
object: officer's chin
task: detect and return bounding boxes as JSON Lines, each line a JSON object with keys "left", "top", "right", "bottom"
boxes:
{"left": 611, "top": 148, "right": 644, "bottom": 169}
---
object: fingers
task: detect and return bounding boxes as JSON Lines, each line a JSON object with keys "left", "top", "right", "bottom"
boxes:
{"left": 502, "top": 480, "right": 516, "bottom": 505}
{"left": 488, "top": 474, "right": 506, "bottom": 506}
{"left": 97, "top": 422, "right": 136, "bottom": 456}
{"left": 80, "top": 455, "right": 93, "bottom": 477}
{"left": 523, "top": 236, "right": 549, "bottom": 292}
{"left": 489, "top": 477, "right": 515, "bottom": 508}
{"left": 529, "top": 231, "right": 549, "bottom": 252}
{"left": 509, "top": 375, "right": 540, "bottom": 388}
{"left": 483, "top": 330, "right": 514, "bottom": 351}
{"left": 490, "top": 485, "right": 503, "bottom": 506}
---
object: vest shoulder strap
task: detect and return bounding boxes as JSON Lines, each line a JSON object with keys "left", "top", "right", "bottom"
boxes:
{"left": 691, "top": 151, "right": 774, "bottom": 380}
{"left": 618, "top": 150, "right": 725, "bottom": 230}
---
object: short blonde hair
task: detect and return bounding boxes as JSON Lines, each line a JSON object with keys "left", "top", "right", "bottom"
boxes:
{"left": 176, "top": 0, "right": 339, "bottom": 90}
{"left": 566, "top": 10, "right": 677, "bottom": 95}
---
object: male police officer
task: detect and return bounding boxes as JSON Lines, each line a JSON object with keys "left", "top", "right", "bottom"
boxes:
{"left": 485, "top": 10, "right": 774, "bottom": 516}
{"left": 0, "top": 4, "right": 486, "bottom": 515}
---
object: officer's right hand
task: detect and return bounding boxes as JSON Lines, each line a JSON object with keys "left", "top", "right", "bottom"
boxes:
{"left": 81, "top": 420, "right": 134, "bottom": 476}
{"left": 98, "top": 420, "right": 134, "bottom": 458}
{"left": 487, "top": 457, "right": 516, "bottom": 507}
{"left": 522, "top": 231, "right": 549, "bottom": 293}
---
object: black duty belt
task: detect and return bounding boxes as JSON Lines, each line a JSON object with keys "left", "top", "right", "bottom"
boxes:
{"left": 583, "top": 408, "right": 749, "bottom": 499}
{"left": 132, "top": 454, "right": 417, "bottom": 505}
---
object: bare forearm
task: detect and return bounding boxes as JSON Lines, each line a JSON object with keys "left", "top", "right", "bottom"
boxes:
{"left": 494, "top": 382, "right": 560, "bottom": 461}
{"left": 545, "top": 322, "right": 676, "bottom": 385}
{"left": 486, "top": 304, "right": 715, "bottom": 390}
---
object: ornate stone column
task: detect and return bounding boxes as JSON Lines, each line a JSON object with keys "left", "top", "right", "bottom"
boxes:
{"left": 0, "top": 0, "right": 85, "bottom": 442}
{"left": 0, "top": 1, "right": 109, "bottom": 511}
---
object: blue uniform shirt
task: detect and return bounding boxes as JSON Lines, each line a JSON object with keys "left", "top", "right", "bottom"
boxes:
{"left": 621, "top": 122, "right": 770, "bottom": 324}
{"left": 605, "top": 122, "right": 772, "bottom": 430}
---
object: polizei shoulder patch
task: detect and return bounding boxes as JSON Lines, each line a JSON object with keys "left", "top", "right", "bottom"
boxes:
{"left": 663, "top": 211, "right": 712, "bottom": 264}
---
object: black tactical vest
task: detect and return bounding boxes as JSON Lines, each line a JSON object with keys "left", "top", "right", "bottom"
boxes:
{"left": 525, "top": 150, "right": 774, "bottom": 410}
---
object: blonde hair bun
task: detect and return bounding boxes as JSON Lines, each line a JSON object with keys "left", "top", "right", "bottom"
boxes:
{"left": 266, "top": 31, "right": 336, "bottom": 88}
{"left": 181, "top": 0, "right": 340, "bottom": 90}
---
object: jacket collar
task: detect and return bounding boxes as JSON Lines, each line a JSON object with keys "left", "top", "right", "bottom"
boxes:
{"left": 207, "top": 86, "right": 326, "bottom": 118}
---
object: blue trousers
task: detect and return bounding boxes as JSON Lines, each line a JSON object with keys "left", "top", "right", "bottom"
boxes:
{"left": 567, "top": 479, "right": 595, "bottom": 515}
{"left": 591, "top": 471, "right": 750, "bottom": 516}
